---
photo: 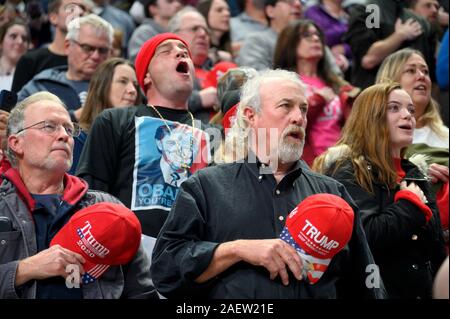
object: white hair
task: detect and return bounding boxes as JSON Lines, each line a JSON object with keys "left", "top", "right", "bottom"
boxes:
{"left": 66, "top": 13, "right": 114, "bottom": 45}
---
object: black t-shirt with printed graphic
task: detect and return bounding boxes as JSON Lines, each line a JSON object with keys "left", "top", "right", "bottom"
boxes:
{"left": 76, "top": 104, "right": 216, "bottom": 237}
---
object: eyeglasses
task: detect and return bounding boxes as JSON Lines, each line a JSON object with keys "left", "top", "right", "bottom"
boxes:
{"left": 278, "top": 0, "right": 306, "bottom": 5}
{"left": 71, "top": 40, "right": 111, "bottom": 56}
{"left": 16, "top": 120, "right": 81, "bottom": 137}
{"left": 63, "top": 3, "right": 88, "bottom": 14}
{"left": 175, "top": 25, "right": 211, "bottom": 36}
{"left": 300, "top": 31, "right": 321, "bottom": 41}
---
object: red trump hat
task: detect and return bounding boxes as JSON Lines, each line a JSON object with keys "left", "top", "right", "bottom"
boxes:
{"left": 51, "top": 202, "right": 142, "bottom": 284}
{"left": 280, "top": 193, "right": 354, "bottom": 284}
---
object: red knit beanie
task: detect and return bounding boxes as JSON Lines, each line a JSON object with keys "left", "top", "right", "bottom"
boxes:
{"left": 134, "top": 33, "right": 191, "bottom": 92}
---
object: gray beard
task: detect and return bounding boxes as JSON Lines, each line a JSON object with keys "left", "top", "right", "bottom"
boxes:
{"left": 278, "top": 137, "right": 304, "bottom": 164}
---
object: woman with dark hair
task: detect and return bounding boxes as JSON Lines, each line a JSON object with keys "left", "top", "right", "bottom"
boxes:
{"left": 273, "top": 18, "right": 358, "bottom": 166}
{"left": 196, "top": 0, "right": 233, "bottom": 58}
{"left": 71, "top": 57, "right": 141, "bottom": 173}
{"left": 313, "top": 81, "right": 446, "bottom": 299}
{"left": 0, "top": 17, "right": 30, "bottom": 91}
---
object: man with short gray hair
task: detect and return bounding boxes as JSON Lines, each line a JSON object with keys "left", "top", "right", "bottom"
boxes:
{"left": 0, "top": 92, "right": 156, "bottom": 299}
{"left": 17, "top": 14, "right": 113, "bottom": 111}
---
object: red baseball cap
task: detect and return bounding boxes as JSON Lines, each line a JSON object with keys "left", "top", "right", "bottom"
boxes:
{"left": 51, "top": 202, "right": 142, "bottom": 284}
{"left": 203, "top": 61, "right": 237, "bottom": 89}
{"left": 280, "top": 194, "right": 354, "bottom": 284}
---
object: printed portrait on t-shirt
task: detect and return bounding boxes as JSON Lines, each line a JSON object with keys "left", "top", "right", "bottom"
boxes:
{"left": 131, "top": 116, "right": 210, "bottom": 211}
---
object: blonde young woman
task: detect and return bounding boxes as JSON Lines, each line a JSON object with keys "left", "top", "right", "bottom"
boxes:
{"left": 313, "top": 82, "right": 446, "bottom": 299}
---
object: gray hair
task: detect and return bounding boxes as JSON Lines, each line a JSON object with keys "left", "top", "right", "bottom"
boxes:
{"left": 66, "top": 13, "right": 114, "bottom": 45}
{"left": 6, "top": 92, "right": 67, "bottom": 166}
{"left": 168, "top": 6, "right": 201, "bottom": 33}
{"left": 222, "top": 69, "right": 306, "bottom": 162}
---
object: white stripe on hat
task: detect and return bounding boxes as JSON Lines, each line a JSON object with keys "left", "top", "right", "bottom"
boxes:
{"left": 89, "top": 264, "right": 109, "bottom": 278}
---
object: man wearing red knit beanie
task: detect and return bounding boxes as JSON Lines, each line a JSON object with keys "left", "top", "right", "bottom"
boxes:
{"left": 77, "top": 33, "right": 214, "bottom": 260}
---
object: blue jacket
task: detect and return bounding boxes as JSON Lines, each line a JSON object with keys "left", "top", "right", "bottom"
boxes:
{"left": 17, "top": 66, "right": 86, "bottom": 110}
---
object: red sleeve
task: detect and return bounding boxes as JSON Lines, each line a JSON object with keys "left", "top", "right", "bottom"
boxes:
{"left": 395, "top": 190, "right": 432, "bottom": 222}
{"left": 307, "top": 93, "right": 326, "bottom": 124}
{"left": 437, "top": 182, "right": 449, "bottom": 230}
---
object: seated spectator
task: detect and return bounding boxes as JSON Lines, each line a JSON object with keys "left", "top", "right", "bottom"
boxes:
{"left": 17, "top": 14, "right": 113, "bottom": 111}
{"left": 407, "top": 0, "right": 448, "bottom": 35}
{"left": 11, "top": 0, "right": 90, "bottom": 93}
{"left": 304, "top": 0, "right": 351, "bottom": 73}
{"left": 0, "top": 91, "right": 156, "bottom": 299}
{"left": 376, "top": 48, "right": 448, "bottom": 149}
{"left": 313, "top": 81, "right": 446, "bottom": 299}
{"left": 273, "top": 19, "right": 359, "bottom": 166}
{"left": 230, "top": 0, "right": 268, "bottom": 56}
{"left": 345, "top": 0, "right": 436, "bottom": 89}
{"left": 0, "top": 17, "right": 30, "bottom": 91}
{"left": 197, "top": 0, "right": 233, "bottom": 58}
{"left": 151, "top": 69, "right": 386, "bottom": 299}
{"left": 128, "top": 0, "right": 183, "bottom": 62}
{"left": 69, "top": 57, "right": 141, "bottom": 174}
{"left": 236, "top": 0, "right": 303, "bottom": 70}
{"left": 170, "top": 6, "right": 236, "bottom": 123}
{"left": 92, "top": 0, "right": 135, "bottom": 56}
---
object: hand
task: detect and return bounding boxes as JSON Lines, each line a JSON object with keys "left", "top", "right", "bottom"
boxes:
{"left": 315, "top": 87, "right": 336, "bottom": 103}
{"left": 334, "top": 53, "right": 349, "bottom": 72}
{"left": 400, "top": 181, "right": 428, "bottom": 204}
{"left": 15, "top": 245, "right": 86, "bottom": 287}
{"left": 199, "top": 86, "right": 218, "bottom": 109}
{"left": 236, "top": 239, "right": 303, "bottom": 286}
{"left": 395, "top": 18, "right": 422, "bottom": 41}
{"left": 331, "top": 44, "right": 346, "bottom": 57}
{"left": 428, "top": 163, "right": 449, "bottom": 184}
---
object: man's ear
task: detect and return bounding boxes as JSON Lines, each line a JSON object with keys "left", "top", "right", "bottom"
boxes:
{"left": 64, "top": 39, "right": 71, "bottom": 55}
{"left": 7, "top": 135, "right": 24, "bottom": 158}
{"left": 143, "top": 72, "right": 152, "bottom": 90}
{"left": 48, "top": 11, "right": 58, "bottom": 27}
{"left": 243, "top": 106, "right": 256, "bottom": 126}
{"left": 265, "top": 5, "right": 275, "bottom": 20}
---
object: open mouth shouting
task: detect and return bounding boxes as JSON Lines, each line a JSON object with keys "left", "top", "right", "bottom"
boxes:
{"left": 176, "top": 61, "right": 189, "bottom": 74}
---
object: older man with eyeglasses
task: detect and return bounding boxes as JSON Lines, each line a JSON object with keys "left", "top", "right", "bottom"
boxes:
{"left": 17, "top": 14, "right": 113, "bottom": 113}
{"left": 0, "top": 91, "right": 156, "bottom": 299}
{"left": 12, "top": 0, "right": 92, "bottom": 93}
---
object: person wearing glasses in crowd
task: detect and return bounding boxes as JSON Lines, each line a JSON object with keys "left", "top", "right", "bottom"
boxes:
{"left": 169, "top": 6, "right": 222, "bottom": 123}
{"left": 12, "top": 0, "right": 91, "bottom": 93}
{"left": 0, "top": 92, "right": 156, "bottom": 299}
{"left": 17, "top": 14, "right": 113, "bottom": 112}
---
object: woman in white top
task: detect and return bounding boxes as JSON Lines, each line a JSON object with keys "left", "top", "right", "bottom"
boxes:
{"left": 376, "top": 48, "right": 449, "bottom": 149}
{"left": 0, "top": 17, "right": 30, "bottom": 91}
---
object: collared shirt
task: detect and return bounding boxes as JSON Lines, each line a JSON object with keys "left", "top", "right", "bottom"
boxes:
{"left": 151, "top": 158, "right": 386, "bottom": 299}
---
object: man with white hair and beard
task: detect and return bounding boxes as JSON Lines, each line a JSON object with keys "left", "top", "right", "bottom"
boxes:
{"left": 151, "top": 69, "right": 386, "bottom": 299}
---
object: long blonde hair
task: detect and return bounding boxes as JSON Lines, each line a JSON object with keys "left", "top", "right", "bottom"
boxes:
{"left": 376, "top": 48, "right": 447, "bottom": 139}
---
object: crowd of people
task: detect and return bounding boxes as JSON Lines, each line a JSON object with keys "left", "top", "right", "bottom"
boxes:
{"left": 0, "top": 0, "right": 448, "bottom": 300}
